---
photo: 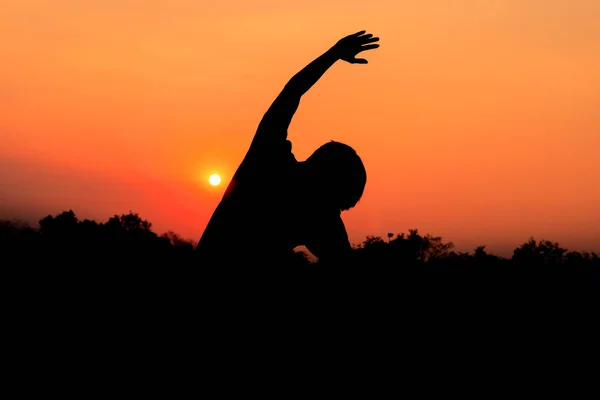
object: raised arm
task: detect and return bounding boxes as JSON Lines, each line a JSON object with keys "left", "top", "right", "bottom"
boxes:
{"left": 253, "top": 30, "right": 380, "bottom": 144}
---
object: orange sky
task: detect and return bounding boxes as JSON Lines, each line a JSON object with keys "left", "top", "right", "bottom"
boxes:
{"left": 1, "top": 0, "right": 599, "bottom": 256}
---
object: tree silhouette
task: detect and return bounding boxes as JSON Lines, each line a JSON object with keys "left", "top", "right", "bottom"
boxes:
{"left": 39, "top": 210, "right": 79, "bottom": 238}
{"left": 0, "top": 209, "right": 597, "bottom": 299}
{"left": 512, "top": 237, "right": 568, "bottom": 266}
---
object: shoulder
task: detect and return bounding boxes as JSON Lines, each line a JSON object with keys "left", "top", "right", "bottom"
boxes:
{"left": 245, "top": 134, "right": 294, "bottom": 164}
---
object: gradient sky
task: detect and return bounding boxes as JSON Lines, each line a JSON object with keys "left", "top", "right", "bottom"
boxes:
{"left": 1, "top": 0, "right": 599, "bottom": 256}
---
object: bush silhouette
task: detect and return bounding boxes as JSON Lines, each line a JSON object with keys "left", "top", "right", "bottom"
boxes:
{"left": 1, "top": 209, "right": 597, "bottom": 300}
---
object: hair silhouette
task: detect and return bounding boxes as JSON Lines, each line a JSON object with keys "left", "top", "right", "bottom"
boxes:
{"left": 305, "top": 141, "right": 367, "bottom": 211}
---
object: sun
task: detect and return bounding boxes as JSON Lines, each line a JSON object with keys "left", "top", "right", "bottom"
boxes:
{"left": 209, "top": 173, "right": 221, "bottom": 186}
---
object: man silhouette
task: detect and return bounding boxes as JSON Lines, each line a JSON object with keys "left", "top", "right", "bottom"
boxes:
{"left": 196, "top": 30, "right": 380, "bottom": 269}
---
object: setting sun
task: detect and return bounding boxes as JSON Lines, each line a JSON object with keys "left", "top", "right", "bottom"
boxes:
{"left": 209, "top": 174, "right": 221, "bottom": 186}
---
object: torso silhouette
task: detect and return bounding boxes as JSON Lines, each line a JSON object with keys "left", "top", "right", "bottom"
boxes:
{"left": 196, "top": 136, "right": 350, "bottom": 268}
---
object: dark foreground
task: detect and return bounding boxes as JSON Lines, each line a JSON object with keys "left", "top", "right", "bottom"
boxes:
{"left": 3, "top": 211, "right": 598, "bottom": 321}
{"left": 4, "top": 211, "right": 598, "bottom": 389}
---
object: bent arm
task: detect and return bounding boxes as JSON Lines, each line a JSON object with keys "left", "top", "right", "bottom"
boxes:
{"left": 305, "top": 213, "right": 353, "bottom": 267}
{"left": 254, "top": 48, "right": 340, "bottom": 144}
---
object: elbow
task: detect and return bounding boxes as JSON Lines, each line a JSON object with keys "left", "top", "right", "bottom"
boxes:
{"left": 284, "top": 77, "right": 305, "bottom": 96}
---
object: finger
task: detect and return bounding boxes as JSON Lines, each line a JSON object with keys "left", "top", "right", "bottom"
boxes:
{"left": 361, "top": 36, "right": 379, "bottom": 44}
{"left": 360, "top": 44, "right": 380, "bottom": 51}
{"left": 352, "top": 30, "right": 366, "bottom": 37}
{"left": 351, "top": 58, "right": 368, "bottom": 64}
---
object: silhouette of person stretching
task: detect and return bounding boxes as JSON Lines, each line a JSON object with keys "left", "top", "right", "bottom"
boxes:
{"left": 196, "top": 30, "right": 380, "bottom": 269}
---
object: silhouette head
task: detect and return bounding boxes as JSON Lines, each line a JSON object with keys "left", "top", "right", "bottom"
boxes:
{"left": 304, "top": 141, "right": 366, "bottom": 211}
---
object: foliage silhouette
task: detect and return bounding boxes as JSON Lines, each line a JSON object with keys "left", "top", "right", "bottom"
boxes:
{"left": 2, "top": 210, "right": 598, "bottom": 294}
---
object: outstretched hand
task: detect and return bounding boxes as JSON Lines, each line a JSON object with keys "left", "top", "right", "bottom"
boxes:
{"left": 331, "top": 30, "right": 380, "bottom": 64}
